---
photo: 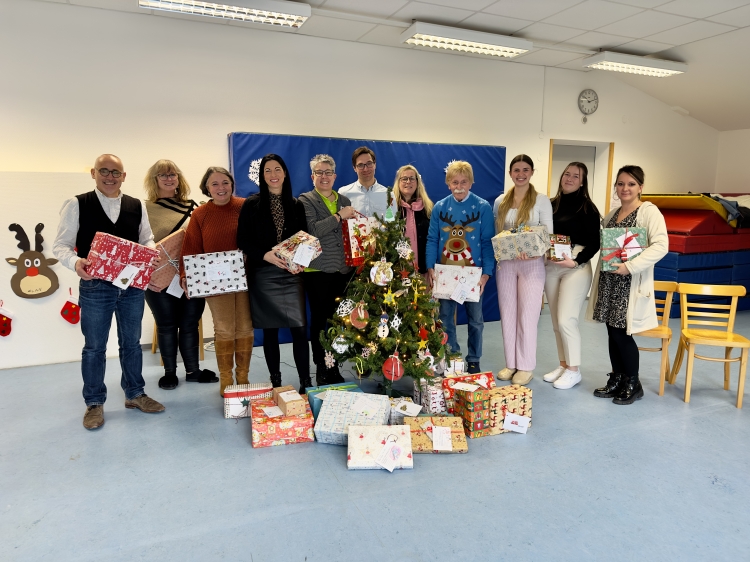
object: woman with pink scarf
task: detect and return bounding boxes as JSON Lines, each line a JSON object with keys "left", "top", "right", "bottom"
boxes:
{"left": 393, "top": 165, "right": 434, "bottom": 273}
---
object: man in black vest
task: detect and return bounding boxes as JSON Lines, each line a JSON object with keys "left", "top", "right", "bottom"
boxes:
{"left": 53, "top": 154, "right": 165, "bottom": 430}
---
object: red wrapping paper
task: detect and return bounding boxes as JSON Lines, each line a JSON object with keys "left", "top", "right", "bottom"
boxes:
{"left": 85, "top": 232, "right": 159, "bottom": 290}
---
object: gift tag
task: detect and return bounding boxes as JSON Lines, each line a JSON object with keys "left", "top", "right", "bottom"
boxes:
{"left": 166, "top": 274, "right": 184, "bottom": 298}
{"left": 504, "top": 412, "right": 531, "bottom": 434}
{"left": 452, "top": 359, "right": 465, "bottom": 373}
{"left": 314, "top": 391, "right": 327, "bottom": 401}
{"left": 420, "top": 421, "right": 434, "bottom": 440}
{"left": 206, "top": 262, "right": 230, "bottom": 281}
{"left": 278, "top": 390, "right": 303, "bottom": 402}
{"left": 450, "top": 283, "right": 469, "bottom": 304}
{"left": 115, "top": 264, "right": 141, "bottom": 289}
{"left": 452, "top": 382, "right": 479, "bottom": 392}
{"left": 375, "top": 440, "right": 401, "bottom": 472}
{"left": 432, "top": 426, "right": 453, "bottom": 451}
{"left": 351, "top": 395, "right": 379, "bottom": 418}
{"left": 554, "top": 243, "right": 572, "bottom": 260}
{"left": 261, "top": 406, "right": 284, "bottom": 418}
{"left": 292, "top": 244, "right": 315, "bottom": 267}
{"left": 396, "top": 401, "right": 422, "bottom": 417}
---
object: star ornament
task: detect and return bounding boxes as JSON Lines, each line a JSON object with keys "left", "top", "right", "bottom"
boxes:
{"left": 417, "top": 339, "right": 428, "bottom": 350}
{"left": 383, "top": 288, "right": 396, "bottom": 306}
{"left": 241, "top": 398, "right": 250, "bottom": 407}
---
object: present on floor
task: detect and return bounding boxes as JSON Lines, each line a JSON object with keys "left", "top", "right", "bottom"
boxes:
{"left": 272, "top": 230, "right": 321, "bottom": 274}
{"left": 148, "top": 229, "right": 186, "bottom": 291}
{"left": 182, "top": 250, "right": 247, "bottom": 298}
{"left": 414, "top": 377, "right": 447, "bottom": 414}
{"left": 432, "top": 264, "right": 482, "bottom": 302}
{"left": 343, "top": 211, "right": 377, "bottom": 266}
{"left": 85, "top": 232, "right": 160, "bottom": 290}
{"left": 250, "top": 399, "right": 314, "bottom": 448}
{"left": 600, "top": 227, "right": 648, "bottom": 272}
{"left": 548, "top": 233, "right": 572, "bottom": 262}
{"left": 492, "top": 225, "right": 550, "bottom": 261}
{"left": 223, "top": 383, "right": 273, "bottom": 419}
{"left": 442, "top": 372, "right": 495, "bottom": 414}
{"left": 272, "top": 385, "right": 307, "bottom": 417}
{"left": 346, "top": 425, "right": 413, "bottom": 471}
{"left": 306, "top": 382, "right": 364, "bottom": 421}
{"left": 488, "top": 385, "right": 532, "bottom": 435}
{"left": 389, "top": 396, "right": 421, "bottom": 424}
{"left": 454, "top": 386, "right": 492, "bottom": 439}
{"left": 314, "top": 391, "right": 391, "bottom": 445}
{"left": 404, "top": 416, "right": 468, "bottom": 454}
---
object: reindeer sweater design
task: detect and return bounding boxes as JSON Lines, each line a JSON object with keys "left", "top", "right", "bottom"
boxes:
{"left": 426, "top": 192, "right": 496, "bottom": 277}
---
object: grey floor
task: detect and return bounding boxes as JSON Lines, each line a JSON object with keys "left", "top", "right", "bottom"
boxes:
{"left": 2, "top": 308, "right": 749, "bottom": 562}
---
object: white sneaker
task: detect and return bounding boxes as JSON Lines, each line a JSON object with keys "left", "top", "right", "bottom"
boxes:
{"left": 543, "top": 366, "right": 565, "bottom": 383}
{"left": 553, "top": 369, "right": 582, "bottom": 390}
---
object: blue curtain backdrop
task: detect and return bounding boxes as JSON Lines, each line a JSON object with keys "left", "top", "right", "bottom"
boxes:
{"left": 228, "top": 132, "right": 506, "bottom": 346}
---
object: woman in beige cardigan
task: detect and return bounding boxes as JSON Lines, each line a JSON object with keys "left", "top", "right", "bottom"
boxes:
{"left": 585, "top": 165, "right": 668, "bottom": 405}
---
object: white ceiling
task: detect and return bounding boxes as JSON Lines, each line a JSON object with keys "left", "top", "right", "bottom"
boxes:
{"left": 40, "top": 0, "right": 750, "bottom": 130}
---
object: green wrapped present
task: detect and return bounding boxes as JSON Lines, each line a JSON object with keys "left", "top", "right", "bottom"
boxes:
{"left": 600, "top": 227, "right": 648, "bottom": 271}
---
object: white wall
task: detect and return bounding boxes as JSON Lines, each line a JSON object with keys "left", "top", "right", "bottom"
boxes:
{"left": 716, "top": 129, "right": 750, "bottom": 193}
{"left": 0, "top": 0, "right": 721, "bottom": 369}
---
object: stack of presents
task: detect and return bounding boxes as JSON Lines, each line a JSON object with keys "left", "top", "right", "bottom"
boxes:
{"left": 223, "top": 365, "right": 532, "bottom": 472}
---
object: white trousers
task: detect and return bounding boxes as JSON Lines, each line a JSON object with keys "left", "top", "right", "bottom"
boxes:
{"left": 544, "top": 249, "right": 592, "bottom": 368}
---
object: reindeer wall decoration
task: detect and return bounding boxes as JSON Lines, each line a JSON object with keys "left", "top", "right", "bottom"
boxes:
{"left": 6, "top": 223, "right": 59, "bottom": 299}
{"left": 439, "top": 211, "right": 481, "bottom": 266}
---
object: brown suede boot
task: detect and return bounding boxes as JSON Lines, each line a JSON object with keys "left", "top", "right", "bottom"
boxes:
{"left": 214, "top": 339, "right": 236, "bottom": 397}
{"left": 234, "top": 336, "right": 254, "bottom": 386}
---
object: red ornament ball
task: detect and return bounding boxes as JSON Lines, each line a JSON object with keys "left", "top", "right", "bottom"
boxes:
{"left": 382, "top": 351, "right": 404, "bottom": 381}
{"left": 441, "top": 331, "right": 449, "bottom": 345}
{"left": 350, "top": 306, "right": 369, "bottom": 330}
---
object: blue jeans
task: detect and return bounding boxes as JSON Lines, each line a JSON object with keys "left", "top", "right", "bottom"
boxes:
{"left": 79, "top": 279, "right": 146, "bottom": 405}
{"left": 438, "top": 296, "right": 484, "bottom": 363}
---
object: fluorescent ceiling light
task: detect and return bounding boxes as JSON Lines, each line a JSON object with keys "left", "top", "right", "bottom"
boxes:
{"left": 582, "top": 51, "right": 687, "bottom": 78}
{"left": 401, "top": 21, "right": 532, "bottom": 59}
{"left": 138, "top": 0, "right": 311, "bottom": 28}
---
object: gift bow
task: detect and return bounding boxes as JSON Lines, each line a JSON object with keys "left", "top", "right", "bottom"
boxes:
{"left": 152, "top": 241, "right": 180, "bottom": 273}
{"left": 601, "top": 230, "right": 644, "bottom": 263}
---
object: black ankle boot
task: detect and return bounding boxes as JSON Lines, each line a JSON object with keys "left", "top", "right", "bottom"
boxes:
{"left": 299, "top": 376, "right": 313, "bottom": 394}
{"left": 327, "top": 363, "right": 345, "bottom": 384}
{"left": 159, "top": 371, "right": 179, "bottom": 390}
{"left": 270, "top": 373, "right": 282, "bottom": 388}
{"left": 315, "top": 363, "right": 328, "bottom": 386}
{"left": 593, "top": 372, "right": 623, "bottom": 398}
{"left": 613, "top": 374, "right": 644, "bottom": 405}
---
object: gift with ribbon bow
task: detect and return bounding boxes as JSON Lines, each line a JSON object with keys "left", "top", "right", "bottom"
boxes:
{"left": 600, "top": 227, "right": 648, "bottom": 271}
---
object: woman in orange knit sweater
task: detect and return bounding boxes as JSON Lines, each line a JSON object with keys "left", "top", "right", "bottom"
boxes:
{"left": 180, "top": 167, "right": 252, "bottom": 396}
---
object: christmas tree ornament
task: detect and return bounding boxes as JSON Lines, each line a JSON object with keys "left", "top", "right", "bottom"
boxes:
{"left": 60, "top": 288, "right": 80, "bottom": 325}
{"left": 419, "top": 326, "right": 428, "bottom": 340}
{"left": 413, "top": 283, "right": 420, "bottom": 304}
{"left": 336, "top": 298, "right": 356, "bottom": 317}
{"left": 394, "top": 289, "right": 408, "bottom": 298}
{"left": 390, "top": 313, "right": 402, "bottom": 332}
{"left": 382, "top": 351, "right": 404, "bottom": 381}
{"left": 350, "top": 301, "right": 369, "bottom": 330}
{"left": 400, "top": 269, "right": 409, "bottom": 279}
{"left": 417, "top": 348, "right": 435, "bottom": 370}
{"left": 441, "top": 331, "right": 449, "bottom": 345}
{"left": 332, "top": 335, "right": 349, "bottom": 354}
{"left": 395, "top": 240, "right": 413, "bottom": 260}
{"left": 0, "top": 301, "right": 13, "bottom": 337}
{"left": 370, "top": 257, "right": 393, "bottom": 286}
{"left": 377, "top": 312, "right": 390, "bottom": 339}
{"left": 384, "top": 207, "right": 395, "bottom": 223}
{"left": 401, "top": 277, "right": 412, "bottom": 287}
{"left": 324, "top": 350, "right": 336, "bottom": 369}
{"left": 417, "top": 338, "right": 428, "bottom": 350}
{"left": 383, "top": 288, "right": 396, "bottom": 306}
{"left": 361, "top": 346, "right": 372, "bottom": 359}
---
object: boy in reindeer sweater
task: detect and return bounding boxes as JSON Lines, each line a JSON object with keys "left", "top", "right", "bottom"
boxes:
{"left": 425, "top": 161, "right": 495, "bottom": 374}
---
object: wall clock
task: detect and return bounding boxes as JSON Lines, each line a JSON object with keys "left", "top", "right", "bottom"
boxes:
{"left": 578, "top": 89, "right": 599, "bottom": 116}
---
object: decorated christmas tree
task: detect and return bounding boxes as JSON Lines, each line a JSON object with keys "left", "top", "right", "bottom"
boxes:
{"left": 321, "top": 189, "right": 453, "bottom": 396}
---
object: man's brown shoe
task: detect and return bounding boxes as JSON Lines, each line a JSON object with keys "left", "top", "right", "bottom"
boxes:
{"left": 125, "top": 394, "right": 165, "bottom": 413}
{"left": 83, "top": 405, "right": 104, "bottom": 430}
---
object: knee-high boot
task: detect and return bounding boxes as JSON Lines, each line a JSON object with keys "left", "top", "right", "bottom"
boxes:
{"left": 215, "top": 339, "right": 236, "bottom": 397}
{"left": 234, "top": 336, "right": 254, "bottom": 385}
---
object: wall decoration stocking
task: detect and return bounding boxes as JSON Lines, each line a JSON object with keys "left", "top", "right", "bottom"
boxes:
{"left": 0, "top": 301, "right": 13, "bottom": 337}
{"left": 61, "top": 288, "right": 80, "bottom": 325}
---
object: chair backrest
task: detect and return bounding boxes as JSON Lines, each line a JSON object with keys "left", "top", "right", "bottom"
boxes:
{"left": 677, "top": 283, "right": 747, "bottom": 333}
{"left": 653, "top": 280, "right": 678, "bottom": 327}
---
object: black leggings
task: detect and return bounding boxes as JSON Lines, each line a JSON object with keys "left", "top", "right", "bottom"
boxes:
{"left": 303, "top": 271, "right": 352, "bottom": 365}
{"left": 262, "top": 327, "right": 309, "bottom": 378}
{"left": 606, "top": 323, "right": 639, "bottom": 378}
{"left": 145, "top": 289, "right": 205, "bottom": 374}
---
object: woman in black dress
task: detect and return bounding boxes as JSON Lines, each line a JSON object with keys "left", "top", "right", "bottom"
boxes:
{"left": 237, "top": 154, "right": 311, "bottom": 393}
{"left": 393, "top": 164, "right": 433, "bottom": 274}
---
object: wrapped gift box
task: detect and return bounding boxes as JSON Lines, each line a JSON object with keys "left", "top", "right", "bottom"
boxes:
{"left": 414, "top": 377, "right": 447, "bottom": 414}
{"left": 85, "top": 232, "right": 159, "bottom": 290}
{"left": 306, "top": 383, "right": 363, "bottom": 421}
{"left": 272, "top": 230, "right": 322, "bottom": 274}
{"left": 465, "top": 426, "right": 493, "bottom": 439}
{"left": 488, "top": 385, "right": 532, "bottom": 435}
{"left": 224, "top": 383, "right": 273, "bottom": 419}
{"left": 454, "top": 387, "right": 491, "bottom": 404}
{"left": 432, "top": 264, "right": 482, "bottom": 302}
{"left": 462, "top": 418, "right": 492, "bottom": 433}
{"left": 548, "top": 233, "right": 572, "bottom": 262}
{"left": 250, "top": 399, "right": 314, "bottom": 448}
{"left": 389, "top": 397, "right": 417, "bottom": 425}
{"left": 183, "top": 250, "right": 247, "bottom": 298}
{"left": 276, "top": 389, "right": 307, "bottom": 417}
{"left": 343, "top": 211, "right": 377, "bottom": 266}
{"left": 314, "top": 391, "right": 391, "bottom": 445}
{"left": 442, "top": 372, "right": 495, "bottom": 414}
{"left": 346, "top": 425, "right": 413, "bottom": 470}
{"left": 148, "top": 229, "right": 186, "bottom": 291}
{"left": 600, "top": 227, "right": 648, "bottom": 272}
{"left": 404, "top": 416, "right": 468, "bottom": 454}
{"left": 492, "top": 225, "right": 550, "bottom": 261}
{"left": 454, "top": 402, "right": 490, "bottom": 422}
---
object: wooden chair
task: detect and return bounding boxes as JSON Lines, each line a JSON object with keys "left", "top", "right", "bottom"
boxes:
{"left": 634, "top": 280, "right": 677, "bottom": 397}
{"left": 152, "top": 318, "right": 205, "bottom": 362}
{"left": 669, "top": 283, "right": 749, "bottom": 408}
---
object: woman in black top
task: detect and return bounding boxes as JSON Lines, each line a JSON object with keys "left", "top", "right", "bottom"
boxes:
{"left": 237, "top": 154, "right": 311, "bottom": 393}
{"left": 393, "top": 164, "right": 433, "bottom": 273}
{"left": 542, "top": 162, "right": 601, "bottom": 391}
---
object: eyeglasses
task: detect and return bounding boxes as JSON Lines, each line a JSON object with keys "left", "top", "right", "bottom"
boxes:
{"left": 399, "top": 176, "right": 417, "bottom": 184}
{"left": 313, "top": 170, "right": 335, "bottom": 177}
{"left": 98, "top": 168, "right": 123, "bottom": 178}
{"left": 157, "top": 173, "right": 178, "bottom": 180}
{"left": 355, "top": 161, "right": 375, "bottom": 170}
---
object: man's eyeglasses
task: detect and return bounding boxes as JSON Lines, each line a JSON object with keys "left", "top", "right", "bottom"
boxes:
{"left": 157, "top": 173, "right": 178, "bottom": 180}
{"left": 313, "top": 170, "right": 335, "bottom": 177}
{"left": 98, "top": 168, "right": 123, "bottom": 178}
{"left": 399, "top": 176, "right": 417, "bottom": 184}
{"left": 355, "top": 161, "right": 375, "bottom": 170}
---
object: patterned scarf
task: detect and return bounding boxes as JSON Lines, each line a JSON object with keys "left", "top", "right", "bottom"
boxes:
{"left": 400, "top": 198, "right": 424, "bottom": 268}
{"left": 269, "top": 193, "right": 284, "bottom": 242}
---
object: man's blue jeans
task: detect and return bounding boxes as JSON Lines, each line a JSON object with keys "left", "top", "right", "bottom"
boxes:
{"left": 438, "top": 295, "right": 484, "bottom": 363}
{"left": 79, "top": 279, "right": 146, "bottom": 405}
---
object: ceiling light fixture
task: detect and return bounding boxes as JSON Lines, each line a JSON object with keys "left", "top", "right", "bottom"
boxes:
{"left": 401, "top": 21, "right": 532, "bottom": 59}
{"left": 582, "top": 51, "right": 687, "bottom": 78}
{"left": 138, "top": 0, "right": 311, "bottom": 28}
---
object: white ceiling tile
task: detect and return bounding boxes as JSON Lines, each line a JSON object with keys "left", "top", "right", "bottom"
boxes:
{"left": 70, "top": 0, "right": 143, "bottom": 12}
{"left": 514, "top": 22, "right": 588, "bottom": 42}
{"left": 708, "top": 4, "right": 750, "bottom": 26}
{"left": 482, "top": 0, "right": 583, "bottom": 21}
{"left": 418, "top": 0, "right": 497, "bottom": 10}
{"left": 556, "top": 56, "right": 594, "bottom": 70}
{"left": 601, "top": 0, "right": 670, "bottom": 6}
{"left": 596, "top": 9, "right": 693, "bottom": 38}
{"left": 460, "top": 12, "right": 534, "bottom": 35}
{"left": 296, "top": 15, "right": 376, "bottom": 41}
{"left": 560, "top": 30, "right": 633, "bottom": 48}
{"left": 319, "top": 0, "right": 408, "bottom": 18}
{"left": 388, "top": 2, "right": 475, "bottom": 25}
{"left": 513, "top": 48, "right": 586, "bottom": 65}
{"left": 654, "top": 0, "right": 750, "bottom": 19}
{"left": 542, "top": 0, "right": 644, "bottom": 30}
{"left": 615, "top": 38, "right": 675, "bottom": 54}
{"left": 357, "top": 24, "right": 406, "bottom": 47}
{"left": 645, "top": 19, "right": 737, "bottom": 44}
